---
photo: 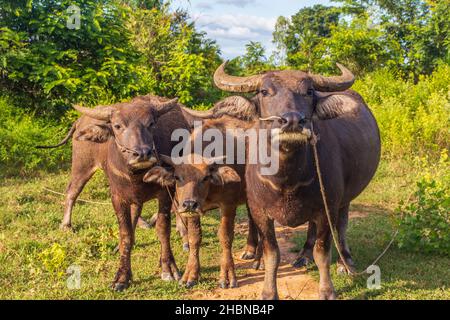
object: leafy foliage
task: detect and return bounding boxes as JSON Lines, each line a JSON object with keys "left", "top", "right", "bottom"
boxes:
{"left": 0, "top": 0, "right": 222, "bottom": 116}
{"left": 0, "top": 96, "right": 71, "bottom": 177}
{"left": 273, "top": 0, "right": 449, "bottom": 78}
{"left": 353, "top": 64, "right": 450, "bottom": 158}
{"left": 396, "top": 151, "right": 450, "bottom": 256}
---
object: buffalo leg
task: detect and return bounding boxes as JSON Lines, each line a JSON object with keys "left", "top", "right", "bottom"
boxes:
{"left": 218, "top": 205, "right": 237, "bottom": 288}
{"left": 136, "top": 216, "right": 153, "bottom": 229}
{"left": 336, "top": 204, "right": 356, "bottom": 275}
{"left": 156, "top": 193, "right": 180, "bottom": 281}
{"left": 314, "top": 215, "right": 336, "bottom": 300}
{"left": 176, "top": 214, "right": 190, "bottom": 252}
{"left": 252, "top": 234, "right": 265, "bottom": 270}
{"left": 241, "top": 203, "right": 259, "bottom": 260}
{"left": 292, "top": 222, "right": 316, "bottom": 268}
{"left": 61, "top": 169, "right": 95, "bottom": 230}
{"left": 180, "top": 215, "right": 201, "bottom": 288}
{"left": 111, "top": 196, "right": 136, "bottom": 291}
{"left": 253, "top": 214, "right": 280, "bottom": 300}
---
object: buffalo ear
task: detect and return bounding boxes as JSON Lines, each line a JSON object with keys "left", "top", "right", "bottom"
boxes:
{"left": 211, "top": 166, "right": 241, "bottom": 186}
{"left": 75, "top": 124, "right": 111, "bottom": 143}
{"left": 210, "top": 96, "right": 257, "bottom": 121}
{"left": 143, "top": 166, "right": 175, "bottom": 186}
{"left": 315, "top": 93, "right": 360, "bottom": 120}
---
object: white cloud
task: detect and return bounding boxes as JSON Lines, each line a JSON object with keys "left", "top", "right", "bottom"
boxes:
{"left": 216, "top": 0, "right": 256, "bottom": 8}
{"left": 194, "top": 13, "right": 276, "bottom": 39}
{"left": 196, "top": 2, "right": 212, "bottom": 10}
{"left": 192, "top": 13, "right": 276, "bottom": 58}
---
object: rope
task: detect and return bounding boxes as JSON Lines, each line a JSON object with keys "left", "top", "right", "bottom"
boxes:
{"left": 150, "top": 141, "right": 190, "bottom": 232}
{"left": 310, "top": 121, "right": 398, "bottom": 276}
{"left": 43, "top": 187, "right": 111, "bottom": 205}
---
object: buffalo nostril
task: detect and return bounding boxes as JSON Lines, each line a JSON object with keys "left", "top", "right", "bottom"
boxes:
{"left": 278, "top": 118, "right": 287, "bottom": 125}
{"left": 182, "top": 200, "right": 198, "bottom": 211}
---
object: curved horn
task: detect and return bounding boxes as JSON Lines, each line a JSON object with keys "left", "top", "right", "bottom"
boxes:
{"left": 206, "top": 155, "right": 227, "bottom": 166}
{"left": 155, "top": 98, "right": 179, "bottom": 117}
{"left": 309, "top": 63, "right": 355, "bottom": 92}
{"left": 214, "top": 61, "right": 263, "bottom": 93}
{"left": 159, "top": 98, "right": 178, "bottom": 109}
{"left": 181, "top": 106, "right": 214, "bottom": 119}
{"left": 73, "top": 104, "right": 113, "bottom": 121}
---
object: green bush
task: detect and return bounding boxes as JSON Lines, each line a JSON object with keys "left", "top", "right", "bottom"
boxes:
{"left": 0, "top": 96, "right": 71, "bottom": 177}
{"left": 353, "top": 64, "right": 450, "bottom": 158}
{"left": 395, "top": 150, "right": 450, "bottom": 256}
{"left": 0, "top": 1, "right": 222, "bottom": 115}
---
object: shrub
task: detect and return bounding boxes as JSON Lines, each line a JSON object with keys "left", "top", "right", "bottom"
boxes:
{"left": 353, "top": 64, "right": 450, "bottom": 159}
{"left": 36, "top": 243, "right": 68, "bottom": 277}
{"left": 395, "top": 150, "right": 450, "bottom": 256}
{"left": 0, "top": 96, "right": 71, "bottom": 177}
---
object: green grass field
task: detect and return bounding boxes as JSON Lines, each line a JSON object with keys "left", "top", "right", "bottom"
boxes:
{"left": 0, "top": 158, "right": 448, "bottom": 300}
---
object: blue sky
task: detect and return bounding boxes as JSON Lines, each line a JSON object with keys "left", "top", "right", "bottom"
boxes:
{"left": 171, "top": 0, "right": 332, "bottom": 58}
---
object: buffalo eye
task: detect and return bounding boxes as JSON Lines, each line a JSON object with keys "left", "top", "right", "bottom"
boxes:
{"left": 202, "top": 175, "right": 210, "bottom": 183}
{"left": 306, "top": 88, "right": 314, "bottom": 97}
{"left": 174, "top": 175, "right": 182, "bottom": 182}
{"left": 149, "top": 121, "right": 155, "bottom": 128}
{"left": 260, "top": 89, "right": 269, "bottom": 97}
{"left": 113, "top": 124, "right": 122, "bottom": 130}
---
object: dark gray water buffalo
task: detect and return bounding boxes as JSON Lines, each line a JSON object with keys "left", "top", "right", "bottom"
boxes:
{"left": 207, "top": 63, "right": 381, "bottom": 300}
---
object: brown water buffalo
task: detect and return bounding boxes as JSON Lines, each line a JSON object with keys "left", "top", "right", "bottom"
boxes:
{"left": 144, "top": 115, "right": 255, "bottom": 288}
{"left": 38, "top": 95, "right": 199, "bottom": 232}
{"left": 206, "top": 63, "right": 381, "bottom": 300}
{"left": 51, "top": 96, "right": 201, "bottom": 291}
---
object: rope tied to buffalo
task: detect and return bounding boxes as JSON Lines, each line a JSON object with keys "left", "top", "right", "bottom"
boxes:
{"left": 309, "top": 121, "right": 398, "bottom": 277}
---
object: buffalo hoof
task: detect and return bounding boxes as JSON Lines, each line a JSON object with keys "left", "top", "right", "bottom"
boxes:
{"left": 161, "top": 271, "right": 181, "bottom": 282}
{"left": 137, "top": 218, "right": 152, "bottom": 230}
{"left": 318, "top": 288, "right": 337, "bottom": 300}
{"left": 241, "top": 251, "right": 256, "bottom": 260}
{"left": 219, "top": 280, "right": 237, "bottom": 289}
{"left": 182, "top": 243, "right": 190, "bottom": 252}
{"left": 291, "top": 256, "right": 313, "bottom": 269}
{"left": 253, "top": 260, "right": 264, "bottom": 271}
{"left": 59, "top": 224, "right": 73, "bottom": 232}
{"left": 179, "top": 280, "right": 197, "bottom": 289}
{"left": 337, "top": 264, "right": 347, "bottom": 275}
{"left": 337, "top": 263, "right": 356, "bottom": 276}
{"left": 112, "top": 281, "right": 130, "bottom": 292}
{"left": 261, "top": 291, "right": 279, "bottom": 300}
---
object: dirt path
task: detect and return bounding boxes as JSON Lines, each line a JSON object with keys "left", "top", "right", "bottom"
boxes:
{"left": 189, "top": 223, "right": 318, "bottom": 300}
{"left": 188, "top": 211, "right": 368, "bottom": 300}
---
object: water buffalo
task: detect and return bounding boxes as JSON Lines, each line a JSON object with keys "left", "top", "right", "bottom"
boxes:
{"left": 207, "top": 63, "right": 381, "bottom": 300}
{"left": 144, "top": 115, "right": 255, "bottom": 288}
{"left": 60, "top": 96, "right": 197, "bottom": 291}
{"left": 38, "top": 96, "right": 198, "bottom": 232}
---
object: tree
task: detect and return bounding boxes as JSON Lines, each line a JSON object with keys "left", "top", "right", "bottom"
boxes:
{"left": 272, "top": 16, "right": 290, "bottom": 66}
{"left": 325, "top": 15, "right": 395, "bottom": 75}
{"left": 0, "top": 0, "right": 222, "bottom": 115}
{"left": 274, "top": 5, "right": 341, "bottom": 72}
{"left": 334, "top": 0, "right": 450, "bottom": 80}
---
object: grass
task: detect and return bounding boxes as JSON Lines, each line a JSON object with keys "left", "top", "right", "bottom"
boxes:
{"left": 291, "top": 158, "right": 450, "bottom": 300}
{"left": 0, "top": 171, "right": 248, "bottom": 299}
{"left": 0, "top": 157, "right": 448, "bottom": 299}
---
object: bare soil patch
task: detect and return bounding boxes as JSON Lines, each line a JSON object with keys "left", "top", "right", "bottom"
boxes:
{"left": 187, "top": 211, "right": 369, "bottom": 300}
